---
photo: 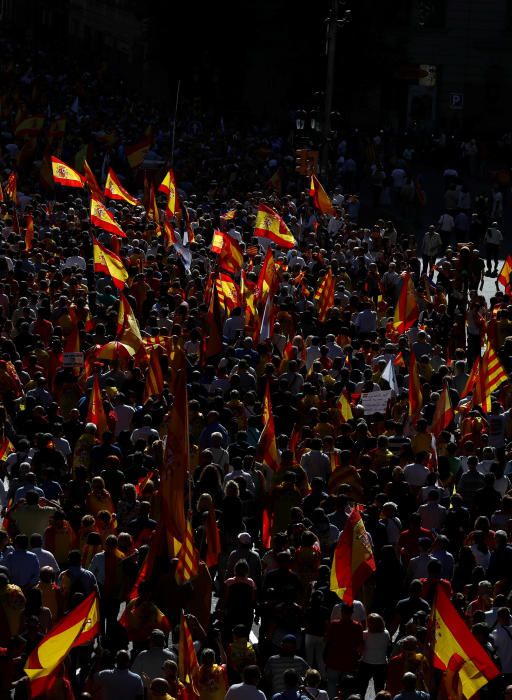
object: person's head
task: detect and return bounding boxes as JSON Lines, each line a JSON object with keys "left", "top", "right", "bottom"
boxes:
{"left": 280, "top": 634, "right": 297, "bottom": 655}
{"left": 304, "top": 669, "right": 321, "bottom": 689}
{"left": 234, "top": 559, "right": 249, "bottom": 578}
{"left": 401, "top": 673, "right": 418, "bottom": 692}
{"left": 497, "top": 607, "right": 511, "bottom": 627}
{"left": 200, "top": 648, "right": 216, "bottom": 668}
{"left": 282, "top": 669, "right": 300, "bottom": 690}
{"left": 115, "top": 650, "right": 131, "bottom": 670}
{"left": 242, "top": 665, "right": 261, "bottom": 686}
{"left": 150, "top": 628, "right": 167, "bottom": 648}
{"left": 367, "top": 613, "right": 385, "bottom": 633}
{"left": 150, "top": 678, "right": 171, "bottom": 698}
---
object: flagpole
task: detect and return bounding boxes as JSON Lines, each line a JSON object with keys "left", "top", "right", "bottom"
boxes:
{"left": 170, "top": 79, "right": 181, "bottom": 167}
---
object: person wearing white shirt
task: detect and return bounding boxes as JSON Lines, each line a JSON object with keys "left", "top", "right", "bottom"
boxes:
{"left": 131, "top": 629, "right": 176, "bottom": 687}
{"left": 418, "top": 491, "right": 447, "bottom": 530}
{"left": 403, "top": 455, "right": 430, "bottom": 488}
{"left": 325, "top": 335, "right": 344, "bottom": 360}
{"left": 491, "top": 608, "right": 512, "bottom": 674}
{"left": 114, "top": 395, "right": 135, "bottom": 436}
{"left": 359, "top": 613, "right": 391, "bottom": 697}
{"left": 306, "top": 339, "right": 321, "bottom": 370}
{"left": 225, "top": 666, "right": 267, "bottom": 700}
{"left": 330, "top": 599, "right": 367, "bottom": 627}
{"left": 30, "top": 534, "right": 60, "bottom": 573}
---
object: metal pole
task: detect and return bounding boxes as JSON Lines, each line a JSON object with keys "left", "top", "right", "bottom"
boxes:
{"left": 321, "top": 0, "right": 338, "bottom": 178}
{"left": 170, "top": 79, "right": 181, "bottom": 166}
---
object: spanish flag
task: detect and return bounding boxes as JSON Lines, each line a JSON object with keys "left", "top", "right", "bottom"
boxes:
{"left": 24, "top": 592, "right": 100, "bottom": 697}
{"left": 257, "top": 248, "right": 279, "bottom": 304}
{"left": 159, "top": 168, "right": 179, "bottom": 218}
{"left": 309, "top": 175, "right": 336, "bottom": 216}
{"left": 409, "top": 352, "right": 423, "bottom": 417}
{"left": 146, "top": 182, "right": 161, "bottom": 234}
{"left": 83, "top": 160, "right": 103, "bottom": 198}
{"left": 14, "top": 114, "right": 45, "bottom": 139}
{"left": 211, "top": 231, "right": 243, "bottom": 273}
{"left": 215, "top": 273, "right": 241, "bottom": 313}
{"left": 393, "top": 271, "right": 419, "bottom": 333}
{"left": 430, "top": 384, "right": 454, "bottom": 437}
{"left": 90, "top": 195, "right": 126, "bottom": 237}
{"left": 337, "top": 390, "right": 353, "bottom": 423}
{"left": 175, "top": 518, "right": 200, "bottom": 584}
{"left": 258, "top": 382, "right": 280, "bottom": 472}
{"left": 126, "top": 136, "right": 151, "bottom": 168}
{"left": 25, "top": 214, "right": 34, "bottom": 251}
{"left": 330, "top": 508, "right": 375, "bottom": 604}
{"left": 314, "top": 268, "right": 335, "bottom": 322}
{"left": 143, "top": 348, "right": 164, "bottom": 402}
{"left": 87, "top": 374, "right": 109, "bottom": 437}
{"left": 163, "top": 219, "right": 178, "bottom": 248}
{"left": 51, "top": 156, "right": 84, "bottom": 188}
{"left": 220, "top": 208, "right": 237, "bottom": 222}
{"left": 254, "top": 203, "right": 296, "bottom": 249}
{"left": 92, "top": 237, "right": 128, "bottom": 290}
{"left": 432, "top": 586, "right": 499, "bottom": 699}
{"left": 117, "top": 293, "right": 143, "bottom": 353}
{"left": 498, "top": 254, "right": 512, "bottom": 296}
{"left": 104, "top": 168, "right": 139, "bottom": 205}
{"left": 472, "top": 343, "right": 508, "bottom": 413}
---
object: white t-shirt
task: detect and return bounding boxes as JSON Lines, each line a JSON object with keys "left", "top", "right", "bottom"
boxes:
{"left": 362, "top": 630, "right": 391, "bottom": 664}
{"left": 226, "top": 683, "right": 267, "bottom": 700}
{"left": 403, "top": 462, "right": 430, "bottom": 487}
{"left": 330, "top": 599, "right": 367, "bottom": 626}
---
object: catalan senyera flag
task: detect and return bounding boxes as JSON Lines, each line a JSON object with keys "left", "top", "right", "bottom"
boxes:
{"left": 498, "top": 255, "right": 512, "bottom": 296}
{"left": 24, "top": 592, "right": 100, "bottom": 698}
{"left": 14, "top": 114, "right": 45, "bottom": 139}
{"left": 254, "top": 203, "right": 296, "bottom": 249}
{"left": 175, "top": 518, "right": 200, "bottom": 584}
{"left": 309, "top": 175, "right": 336, "bottom": 216}
{"left": 143, "top": 348, "right": 164, "bottom": 402}
{"left": 87, "top": 374, "right": 109, "bottom": 437}
{"left": 409, "top": 352, "right": 423, "bottom": 417}
{"left": 104, "top": 168, "right": 139, "bottom": 205}
{"left": 314, "top": 268, "right": 335, "bottom": 322}
{"left": 393, "top": 271, "right": 419, "bottom": 333}
{"left": 430, "top": 384, "right": 454, "bottom": 437}
{"left": 215, "top": 273, "right": 241, "bottom": 313}
{"left": 258, "top": 382, "right": 280, "bottom": 472}
{"left": 162, "top": 368, "right": 189, "bottom": 545}
{"left": 330, "top": 508, "right": 375, "bottom": 604}
{"left": 211, "top": 231, "right": 243, "bottom": 273}
{"left": 90, "top": 195, "right": 126, "bottom": 237}
{"left": 5, "top": 171, "right": 17, "bottom": 201}
{"left": 25, "top": 214, "right": 34, "bottom": 251}
{"left": 92, "top": 237, "right": 128, "bottom": 290}
{"left": 460, "top": 357, "right": 480, "bottom": 399}
{"left": 126, "top": 136, "right": 151, "bottom": 169}
{"left": 337, "top": 391, "right": 353, "bottom": 423}
{"left": 432, "top": 586, "right": 499, "bottom": 699}
{"left": 178, "top": 612, "right": 199, "bottom": 694}
{"left": 117, "top": 293, "right": 143, "bottom": 354}
{"left": 472, "top": 343, "right": 508, "bottom": 413}
{"left": 51, "top": 156, "right": 84, "bottom": 188}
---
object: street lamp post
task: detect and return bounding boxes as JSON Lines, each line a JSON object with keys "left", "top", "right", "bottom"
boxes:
{"left": 321, "top": 0, "right": 351, "bottom": 178}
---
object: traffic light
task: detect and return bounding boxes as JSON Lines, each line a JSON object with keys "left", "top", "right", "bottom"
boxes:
{"left": 295, "top": 149, "right": 319, "bottom": 176}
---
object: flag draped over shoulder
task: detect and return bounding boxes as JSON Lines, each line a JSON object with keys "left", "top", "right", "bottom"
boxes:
{"left": 330, "top": 509, "right": 375, "bottom": 604}
{"left": 24, "top": 592, "right": 100, "bottom": 697}
{"left": 431, "top": 586, "right": 499, "bottom": 699}
{"left": 254, "top": 203, "right": 296, "bottom": 249}
{"left": 90, "top": 195, "right": 126, "bottom": 237}
{"left": 92, "top": 237, "right": 128, "bottom": 290}
{"left": 309, "top": 175, "right": 336, "bottom": 216}
{"left": 51, "top": 156, "right": 84, "bottom": 188}
{"left": 104, "top": 168, "right": 139, "bottom": 205}
{"left": 393, "top": 271, "right": 419, "bottom": 333}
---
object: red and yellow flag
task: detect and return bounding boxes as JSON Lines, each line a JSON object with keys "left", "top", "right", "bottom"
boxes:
{"left": 254, "top": 203, "right": 296, "bottom": 249}
{"left": 143, "top": 348, "right": 164, "bottom": 402}
{"left": 146, "top": 182, "right": 161, "bottom": 234}
{"left": 205, "top": 504, "right": 221, "bottom": 568}
{"left": 257, "top": 248, "right": 279, "bottom": 304}
{"left": 51, "top": 156, "right": 84, "bottom": 188}
{"left": 337, "top": 391, "right": 353, "bottom": 423}
{"left": 393, "top": 271, "right": 419, "bottom": 334}
{"left": 460, "top": 357, "right": 480, "bottom": 399}
{"left": 432, "top": 586, "right": 499, "bottom": 699}
{"left": 178, "top": 612, "right": 199, "bottom": 695}
{"left": 211, "top": 231, "right": 243, "bottom": 273}
{"left": 215, "top": 273, "right": 241, "bottom": 313}
{"left": 24, "top": 592, "right": 100, "bottom": 698}
{"left": 0, "top": 436, "right": 15, "bottom": 462}
{"left": 159, "top": 168, "right": 179, "bottom": 218}
{"left": 163, "top": 219, "right": 178, "bottom": 248}
{"left": 202, "top": 285, "right": 223, "bottom": 364}
{"left": 104, "top": 168, "right": 139, "bottom": 205}
{"left": 330, "top": 508, "right": 375, "bottom": 604}
{"left": 5, "top": 171, "right": 17, "bottom": 201}
{"left": 498, "top": 255, "right": 512, "bottom": 296}
{"left": 25, "top": 214, "right": 34, "bottom": 250}
{"left": 14, "top": 114, "right": 45, "bottom": 139}
{"left": 472, "top": 343, "right": 508, "bottom": 413}
{"left": 90, "top": 195, "right": 126, "bottom": 237}
{"left": 162, "top": 368, "right": 189, "bottom": 545}
{"left": 430, "top": 384, "right": 454, "bottom": 437}
{"left": 92, "top": 237, "right": 128, "bottom": 290}
{"left": 83, "top": 160, "right": 103, "bottom": 197}
{"left": 258, "top": 382, "right": 280, "bottom": 472}
{"left": 314, "top": 268, "right": 335, "bottom": 322}
{"left": 126, "top": 136, "right": 151, "bottom": 168}
{"left": 175, "top": 518, "right": 200, "bottom": 584}
{"left": 409, "top": 352, "right": 423, "bottom": 417}
{"left": 309, "top": 175, "right": 336, "bottom": 216}
{"left": 220, "top": 208, "right": 237, "bottom": 222}
{"left": 117, "top": 293, "right": 144, "bottom": 354}
{"left": 87, "top": 374, "right": 108, "bottom": 437}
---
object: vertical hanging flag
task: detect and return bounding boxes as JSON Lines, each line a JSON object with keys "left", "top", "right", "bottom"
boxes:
{"left": 258, "top": 382, "right": 280, "bottom": 472}
{"left": 178, "top": 612, "right": 199, "bottom": 699}
{"left": 25, "top": 214, "right": 34, "bottom": 250}
{"left": 175, "top": 519, "right": 200, "bottom": 584}
{"left": 143, "top": 348, "right": 164, "bottom": 402}
{"left": 87, "top": 374, "right": 109, "bottom": 437}
{"left": 393, "top": 271, "right": 419, "bottom": 334}
{"left": 409, "top": 352, "right": 423, "bottom": 417}
{"left": 430, "top": 384, "right": 454, "bottom": 437}
{"left": 330, "top": 509, "right": 375, "bottom": 604}
{"left": 314, "top": 268, "right": 335, "bottom": 322}
{"left": 309, "top": 175, "right": 336, "bottom": 216}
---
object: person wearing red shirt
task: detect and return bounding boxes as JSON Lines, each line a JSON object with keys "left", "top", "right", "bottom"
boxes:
{"left": 324, "top": 602, "right": 364, "bottom": 698}
{"left": 397, "top": 512, "right": 434, "bottom": 564}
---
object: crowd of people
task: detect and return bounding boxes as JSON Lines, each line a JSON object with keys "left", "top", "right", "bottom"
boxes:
{"left": 1, "top": 35, "right": 512, "bottom": 700}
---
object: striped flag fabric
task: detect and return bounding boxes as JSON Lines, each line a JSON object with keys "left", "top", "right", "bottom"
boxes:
{"left": 309, "top": 175, "right": 336, "bottom": 215}
{"left": 5, "top": 171, "right": 17, "bottom": 200}
{"left": 0, "top": 437, "right": 15, "bottom": 462}
{"left": 143, "top": 348, "right": 164, "bottom": 402}
{"left": 498, "top": 255, "right": 512, "bottom": 295}
{"left": 460, "top": 357, "right": 480, "bottom": 399}
{"left": 175, "top": 519, "right": 199, "bottom": 584}
{"left": 330, "top": 508, "right": 375, "bottom": 604}
{"left": 104, "top": 168, "right": 139, "bottom": 205}
{"left": 126, "top": 136, "right": 151, "bottom": 168}
{"left": 430, "top": 384, "right": 454, "bottom": 437}
{"left": 87, "top": 374, "right": 109, "bottom": 437}
{"left": 393, "top": 271, "right": 419, "bottom": 333}
{"left": 254, "top": 203, "right": 296, "bottom": 249}
{"left": 178, "top": 612, "right": 199, "bottom": 694}
{"left": 314, "top": 268, "right": 335, "bottom": 322}
{"left": 336, "top": 391, "right": 353, "bottom": 423}
{"left": 472, "top": 343, "right": 508, "bottom": 413}
{"left": 25, "top": 214, "right": 34, "bottom": 250}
